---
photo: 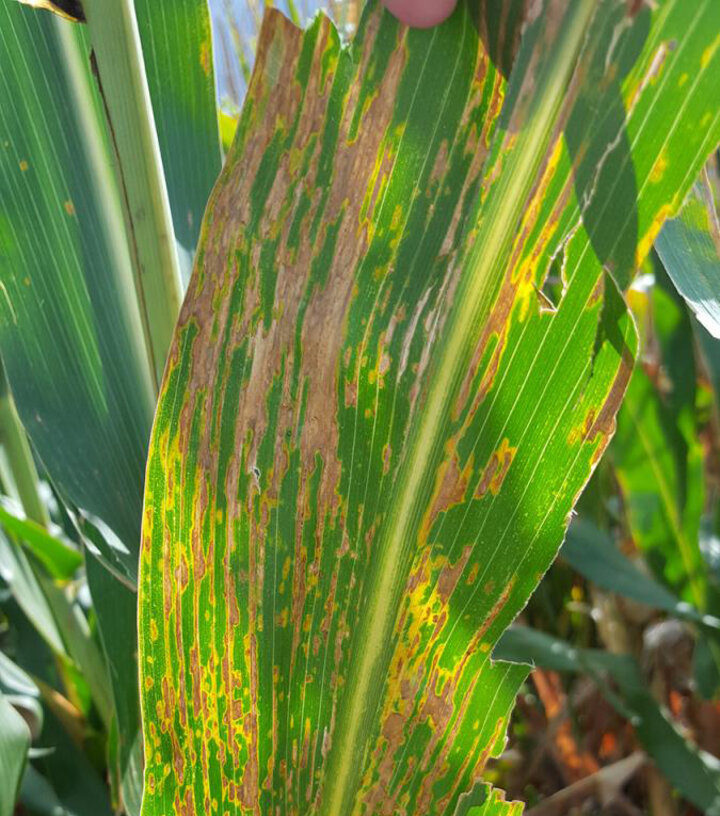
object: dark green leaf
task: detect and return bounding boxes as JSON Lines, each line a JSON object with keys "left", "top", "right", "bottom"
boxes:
{"left": 135, "top": 0, "right": 223, "bottom": 261}
{"left": 563, "top": 519, "right": 720, "bottom": 631}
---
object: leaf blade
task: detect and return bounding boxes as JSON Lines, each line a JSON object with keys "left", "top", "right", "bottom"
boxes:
{"left": 135, "top": 0, "right": 222, "bottom": 260}
{"left": 0, "top": 692, "right": 31, "bottom": 816}
{"left": 138, "top": 0, "right": 720, "bottom": 812}
{"left": 656, "top": 169, "right": 720, "bottom": 338}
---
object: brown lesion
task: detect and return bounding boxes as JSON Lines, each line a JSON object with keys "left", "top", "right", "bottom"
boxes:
{"left": 475, "top": 438, "right": 517, "bottom": 498}
{"left": 360, "top": 573, "right": 517, "bottom": 810}
{"left": 420, "top": 446, "right": 474, "bottom": 543}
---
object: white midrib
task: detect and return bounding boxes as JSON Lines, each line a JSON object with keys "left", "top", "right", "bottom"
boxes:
{"left": 319, "top": 2, "right": 598, "bottom": 813}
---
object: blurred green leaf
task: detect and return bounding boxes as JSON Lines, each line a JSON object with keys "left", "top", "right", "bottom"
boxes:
{"left": 656, "top": 171, "right": 720, "bottom": 339}
{"left": 611, "top": 298, "right": 706, "bottom": 609}
{"left": 0, "top": 690, "right": 31, "bottom": 816}
{"left": 1, "top": 602, "right": 113, "bottom": 816}
{"left": 84, "top": 553, "right": 142, "bottom": 814}
{"left": 0, "top": 530, "right": 65, "bottom": 656}
{"left": 17, "top": 764, "right": 69, "bottom": 816}
{"left": 0, "top": 649, "right": 40, "bottom": 700}
{"left": 563, "top": 519, "right": 720, "bottom": 632}
{"left": 0, "top": 650, "right": 43, "bottom": 741}
{"left": 0, "top": 528, "right": 113, "bottom": 729}
{"left": 29, "top": 704, "right": 113, "bottom": 816}
{"left": 0, "top": 497, "right": 82, "bottom": 580}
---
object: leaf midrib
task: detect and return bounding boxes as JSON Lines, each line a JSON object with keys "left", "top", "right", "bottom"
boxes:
{"left": 318, "top": 2, "right": 599, "bottom": 813}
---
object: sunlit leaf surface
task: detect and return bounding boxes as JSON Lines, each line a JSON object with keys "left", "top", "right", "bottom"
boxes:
{"left": 656, "top": 167, "right": 720, "bottom": 339}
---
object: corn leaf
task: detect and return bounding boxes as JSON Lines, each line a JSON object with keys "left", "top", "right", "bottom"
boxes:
{"left": 0, "top": 530, "right": 66, "bottom": 657}
{"left": 29, "top": 701, "right": 115, "bottom": 816}
{"left": 0, "top": 4, "right": 154, "bottom": 577}
{"left": 611, "top": 273, "right": 709, "bottom": 610}
{"left": 0, "top": 691, "right": 30, "bottom": 816}
{"left": 563, "top": 518, "right": 720, "bottom": 633}
{"left": 0, "top": 13, "right": 153, "bottom": 805}
{"left": 656, "top": 168, "right": 720, "bottom": 339}
{"left": 0, "top": 498, "right": 82, "bottom": 581}
{"left": 134, "top": 0, "right": 222, "bottom": 261}
{"left": 139, "top": 0, "right": 720, "bottom": 811}
{"left": 0, "top": 597, "right": 115, "bottom": 816}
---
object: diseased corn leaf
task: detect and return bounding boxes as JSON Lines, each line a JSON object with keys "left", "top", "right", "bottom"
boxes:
{"left": 656, "top": 166, "right": 720, "bottom": 338}
{"left": 212, "top": 0, "right": 379, "bottom": 110}
{"left": 465, "top": 791, "right": 523, "bottom": 816}
{"left": 139, "top": 0, "right": 720, "bottom": 813}
{"left": 134, "top": 0, "right": 222, "bottom": 262}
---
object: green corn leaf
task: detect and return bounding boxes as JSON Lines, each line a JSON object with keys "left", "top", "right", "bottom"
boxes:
{"left": 134, "top": 0, "right": 223, "bottom": 264}
{"left": 0, "top": 691, "right": 31, "bottom": 816}
{"left": 0, "top": 530, "right": 66, "bottom": 657}
{"left": 0, "top": 601, "right": 114, "bottom": 816}
{"left": 495, "top": 626, "right": 720, "bottom": 812}
{"left": 85, "top": 550, "right": 145, "bottom": 814}
{"left": 0, "top": 6, "right": 220, "bottom": 800}
{"left": 0, "top": 651, "right": 43, "bottom": 748}
{"left": 0, "top": 526, "right": 114, "bottom": 728}
{"left": 16, "top": 764, "right": 70, "bottom": 816}
{"left": 29, "top": 702, "right": 114, "bottom": 816}
{"left": 0, "top": 649, "right": 40, "bottom": 702}
{"left": 0, "top": 498, "right": 82, "bottom": 581}
{"left": 611, "top": 278, "right": 708, "bottom": 610}
{"left": 138, "top": 1, "right": 720, "bottom": 812}
{"left": 656, "top": 168, "right": 720, "bottom": 339}
{"left": 563, "top": 519, "right": 720, "bottom": 633}
{"left": 0, "top": 12, "right": 154, "bottom": 807}
{"left": 0, "top": 3, "right": 154, "bottom": 576}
